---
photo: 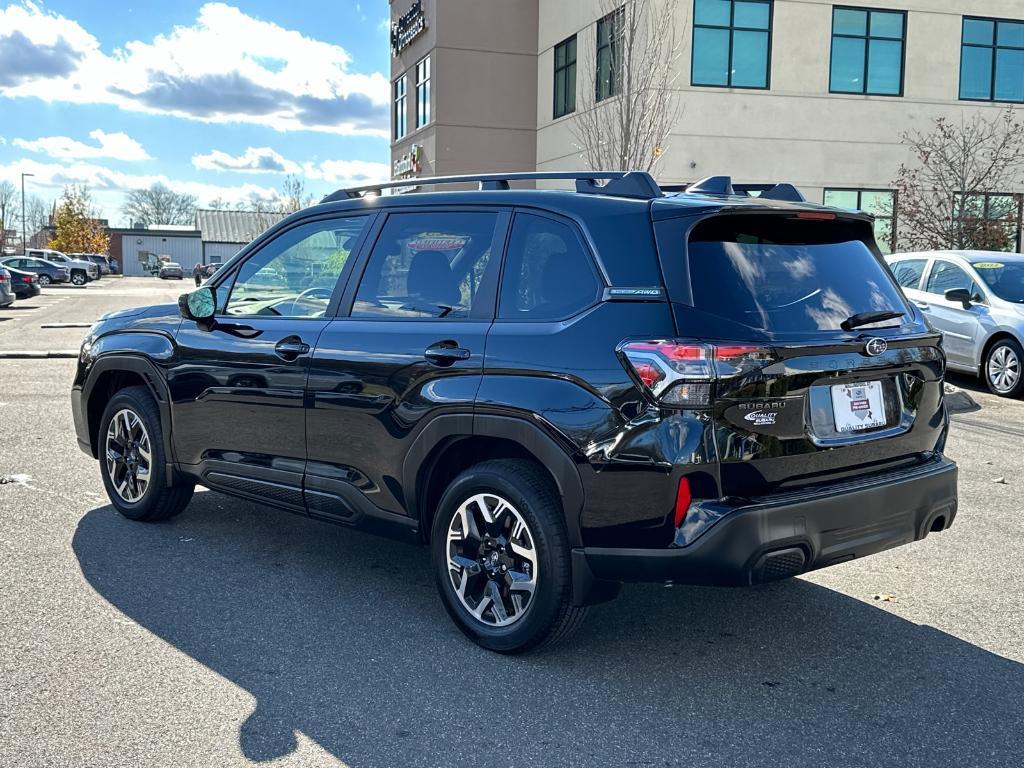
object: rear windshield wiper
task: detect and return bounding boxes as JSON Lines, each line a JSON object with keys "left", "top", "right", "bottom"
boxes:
{"left": 841, "top": 310, "right": 905, "bottom": 331}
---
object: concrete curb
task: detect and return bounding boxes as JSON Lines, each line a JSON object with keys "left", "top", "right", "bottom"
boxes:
{"left": 944, "top": 384, "right": 980, "bottom": 414}
{"left": 0, "top": 350, "right": 79, "bottom": 359}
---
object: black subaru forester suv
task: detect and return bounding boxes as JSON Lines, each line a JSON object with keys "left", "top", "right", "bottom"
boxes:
{"left": 72, "top": 171, "right": 957, "bottom": 653}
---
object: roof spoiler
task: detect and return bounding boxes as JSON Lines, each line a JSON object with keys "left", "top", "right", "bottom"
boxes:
{"left": 666, "top": 176, "right": 808, "bottom": 203}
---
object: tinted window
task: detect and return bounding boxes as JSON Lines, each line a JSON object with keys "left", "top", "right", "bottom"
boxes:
{"left": 890, "top": 259, "right": 926, "bottom": 288}
{"left": 499, "top": 214, "right": 600, "bottom": 320}
{"left": 352, "top": 212, "right": 498, "bottom": 320}
{"left": 973, "top": 261, "right": 1024, "bottom": 303}
{"left": 225, "top": 216, "right": 368, "bottom": 318}
{"left": 692, "top": 0, "right": 772, "bottom": 88}
{"left": 687, "top": 215, "right": 907, "bottom": 334}
{"left": 925, "top": 261, "right": 982, "bottom": 300}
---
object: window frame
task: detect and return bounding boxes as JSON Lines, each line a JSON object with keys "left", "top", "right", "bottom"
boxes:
{"left": 553, "top": 34, "right": 578, "bottom": 119}
{"left": 336, "top": 206, "right": 512, "bottom": 322}
{"left": 596, "top": 7, "right": 625, "bottom": 102}
{"left": 211, "top": 212, "right": 377, "bottom": 320}
{"left": 822, "top": 187, "right": 897, "bottom": 253}
{"left": 923, "top": 258, "right": 988, "bottom": 304}
{"left": 496, "top": 209, "right": 605, "bottom": 323}
{"left": 393, "top": 74, "right": 408, "bottom": 140}
{"left": 415, "top": 55, "right": 431, "bottom": 129}
{"left": 889, "top": 257, "right": 928, "bottom": 290}
{"left": 828, "top": 6, "right": 907, "bottom": 97}
{"left": 959, "top": 15, "right": 1024, "bottom": 104}
{"left": 691, "top": 0, "right": 774, "bottom": 90}
{"left": 953, "top": 191, "right": 1024, "bottom": 252}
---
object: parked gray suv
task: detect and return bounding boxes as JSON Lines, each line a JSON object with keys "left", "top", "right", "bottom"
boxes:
{"left": 887, "top": 251, "right": 1024, "bottom": 397}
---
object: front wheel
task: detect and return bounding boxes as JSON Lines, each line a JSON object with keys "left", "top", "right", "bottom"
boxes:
{"left": 38, "top": 274, "right": 51, "bottom": 286}
{"left": 71, "top": 270, "right": 87, "bottom": 286}
{"left": 431, "top": 459, "right": 587, "bottom": 653}
{"left": 985, "top": 338, "right": 1024, "bottom": 397}
{"left": 98, "top": 386, "right": 195, "bottom": 521}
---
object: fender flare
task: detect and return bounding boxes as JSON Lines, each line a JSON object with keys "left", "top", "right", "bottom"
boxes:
{"left": 401, "top": 413, "right": 586, "bottom": 549}
{"left": 83, "top": 353, "right": 175, "bottom": 474}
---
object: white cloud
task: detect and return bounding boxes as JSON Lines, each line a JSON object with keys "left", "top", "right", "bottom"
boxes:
{"left": 303, "top": 158, "right": 390, "bottom": 186}
{"left": 192, "top": 146, "right": 299, "bottom": 174}
{"left": 14, "top": 129, "right": 150, "bottom": 161}
{"left": 0, "top": 2, "right": 389, "bottom": 136}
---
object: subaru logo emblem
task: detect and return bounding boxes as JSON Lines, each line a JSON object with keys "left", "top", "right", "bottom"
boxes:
{"left": 865, "top": 338, "right": 888, "bottom": 356}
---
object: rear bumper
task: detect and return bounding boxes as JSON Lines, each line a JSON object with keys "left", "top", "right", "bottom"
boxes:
{"left": 582, "top": 456, "right": 957, "bottom": 587}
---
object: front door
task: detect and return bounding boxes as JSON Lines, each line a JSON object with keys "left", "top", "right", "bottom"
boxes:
{"left": 305, "top": 208, "right": 507, "bottom": 524}
{"left": 921, "top": 259, "right": 986, "bottom": 368}
{"left": 168, "top": 214, "right": 373, "bottom": 510}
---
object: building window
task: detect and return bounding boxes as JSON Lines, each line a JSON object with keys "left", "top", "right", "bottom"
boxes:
{"left": 960, "top": 17, "right": 1024, "bottom": 103}
{"left": 692, "top": 0, "right": 772, "bottom": 89}
{"left": 823, "top": 188, "right": 896, "bottom": 253}
{"left": 596, "top": 7, "right": 624, "bottom": 101}
{"left": 954, "top": 192, "right": 1023, "bottom": 251}
{"left": 415, "top": 56, "right": 431, "bottom": 129}
{"left": 393, "top": 75, "right": 407, "bottom": 140}
{"left": 830, "top": 7, "right": 906, "bottom": 96}
{"left": 554, "top": 35, "right": 577, "bottom": 118}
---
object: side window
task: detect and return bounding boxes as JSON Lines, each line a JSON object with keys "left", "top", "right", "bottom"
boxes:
{"left": 351, "top": 211, "right": 499, "bottom": 319}
{"left": 890, "top": 259, "right": 925, "bottom": 289}
{"left": 925, "top": 261, "right": 982, "bottom": 300}
{"left": 225, "top": 215, "right": 368, "bottom": 318}
{"left": 498, "top": 213, "right": 601, "bottom": 320}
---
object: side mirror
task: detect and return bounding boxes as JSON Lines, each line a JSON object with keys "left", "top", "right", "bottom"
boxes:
{"left": 178, "top": 286, "right": 217, "bottom": 323}
{"left": 944, "top": 288, "right": 972, "bottom": 308}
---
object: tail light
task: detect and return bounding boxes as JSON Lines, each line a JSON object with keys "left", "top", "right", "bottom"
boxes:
{"left": 619, "top": 340, "right": 774, "bottom": 408}
{"left": 23, "top": 275, "right": 33, "bottom": 283}
{"left": 0, "top": 273, "right": 8, "bottom": 281}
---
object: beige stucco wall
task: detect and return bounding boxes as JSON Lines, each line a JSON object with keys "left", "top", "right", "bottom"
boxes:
{"left": 536, "top": 0, "right": 1024, "bottom": 209}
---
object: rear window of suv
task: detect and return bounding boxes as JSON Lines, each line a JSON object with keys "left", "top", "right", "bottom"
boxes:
{"left": 687, "top": 215, "right": 908, "bottom": 334}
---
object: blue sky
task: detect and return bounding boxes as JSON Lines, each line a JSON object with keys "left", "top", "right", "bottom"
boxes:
{"left": 0, "top": 1, "right": 391, "bottom": 225}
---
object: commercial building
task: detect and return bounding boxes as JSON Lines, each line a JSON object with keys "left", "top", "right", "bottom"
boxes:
{"left": 389, "top": 0, "right": 1024, "bottom": 252}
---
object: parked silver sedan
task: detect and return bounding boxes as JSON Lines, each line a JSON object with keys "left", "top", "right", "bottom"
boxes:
{"left": 158, "top": 262, "right": 184, "bottom": 280}
{"left": 886, "top": 251, "right": 1024, "bottom": 397}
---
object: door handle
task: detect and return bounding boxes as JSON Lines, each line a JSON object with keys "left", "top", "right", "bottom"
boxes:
{"left": 274, "top": 337, "right": 310, "bottom": 361}
{"left": 913, "top": 300, "right": 929, "bottom": 309}
{"left": 424, "top": 341, "right": 471, "bottom": 365}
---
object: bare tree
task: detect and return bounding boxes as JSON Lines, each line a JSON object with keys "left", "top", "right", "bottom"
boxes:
{"left": 24, "top": 195, "right": 50, "bottom": 247}
{"left": 282, "top": 175, "right": 315, "bottom": 213}
{"left": 0, "top": 180, "right": 15, "bottom": 252}
{"left": 571, "top": 0, "right": 683, "bottom": 173}
{"left": 123, "top": 182, "right": 198, "bottom": 226}
{"left": 892, "top": 107, "right": 1024, "bottom": 251}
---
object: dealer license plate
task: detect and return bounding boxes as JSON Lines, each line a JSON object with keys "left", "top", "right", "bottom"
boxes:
{"left": 831, "top": 381, "right": 887, "bottom": 433}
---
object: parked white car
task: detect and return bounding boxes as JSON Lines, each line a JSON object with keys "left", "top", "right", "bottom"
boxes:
{"left": 26, "top": 248, "right": 98, "bottom": 285}
{"left": 886, "top": 251, "right": 1024, "bottom": 397}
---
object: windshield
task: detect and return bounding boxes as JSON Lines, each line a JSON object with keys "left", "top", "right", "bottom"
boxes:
{"left": 687, "top": 215, "right": 907, "bottom": 334}
{"left": 972, "top": 261, "right": 1024, "bottom": 303}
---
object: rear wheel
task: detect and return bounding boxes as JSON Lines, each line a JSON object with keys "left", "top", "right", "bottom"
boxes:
{"left": 984, "top": 338, "right": 1023, "bottom": 397}
{"left": 431, "top": 459, "right": 586, "bottom": 653}
{"left": 99, "top": 386, "right": 194, "bottom": 521}
{"left": 38, "top": 274, "right": 51, "bottom": 286}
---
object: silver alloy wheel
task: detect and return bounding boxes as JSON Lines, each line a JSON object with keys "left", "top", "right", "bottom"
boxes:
{"left": 72, "top": 271, "right": 86, "bottom": 285}
{"left": 445, "top": 493, "right": 539, "bottom": 627}
{"left": 38, "top": 274, "right": 50, "bottom": 285}
{"left": 987, "top": 344, "right": 1021, "bottom": 393}
{"left": 105, "top": 408, "right": 153, "bottom": 503}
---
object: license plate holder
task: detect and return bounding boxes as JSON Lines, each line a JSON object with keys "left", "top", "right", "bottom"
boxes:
{"left": 830, "top": 380, "right": 887, "bottom": 433}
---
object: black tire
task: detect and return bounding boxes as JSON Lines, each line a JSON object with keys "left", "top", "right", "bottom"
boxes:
{"left": 984, "top": 338, "right": 1024, "bottom": 398}
{"left": 38, "top": 274, "right": 51, "bottom": 286}
{"left": 431, "top": 459, "right": 587, "bottom": 653}
{"left": 71, "top": 270, "right": 87, "bottom": 286}
{"left": 98, "top": 385, "right": 194, "bottom": 521}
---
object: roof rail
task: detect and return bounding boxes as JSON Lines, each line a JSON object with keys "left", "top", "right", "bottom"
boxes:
{"left": 320, "top": 170, "right": 664, "bottom": 203}
{"left": 662, "top": 177, "right": 807, "bottom": 203}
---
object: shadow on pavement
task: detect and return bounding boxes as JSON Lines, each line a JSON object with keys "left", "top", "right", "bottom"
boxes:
{"left": 73, "top": 493, "right": 1024, "bottom": 767}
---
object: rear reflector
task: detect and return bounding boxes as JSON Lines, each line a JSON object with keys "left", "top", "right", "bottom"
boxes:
{"left": 674, "top": 477, "right": 692, "bottom": 527}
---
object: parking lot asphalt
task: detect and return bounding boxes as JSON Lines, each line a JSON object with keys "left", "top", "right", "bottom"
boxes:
{"left": 1, "top": 281, "right": 1022, "bottom": 767}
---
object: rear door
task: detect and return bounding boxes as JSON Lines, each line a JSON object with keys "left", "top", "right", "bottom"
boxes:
{"left": 304, "top": 207, "right": 507, "bottom": 523}
{"left": 655, "top": 211, "right": 946, "bottom": 497}
{"left": 919, "top": 259, "right": 986, "bottom": 367}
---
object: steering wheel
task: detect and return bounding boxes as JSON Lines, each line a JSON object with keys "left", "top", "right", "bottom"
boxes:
{"left": 286, "top": 286, "right": 334, "bottom": 316}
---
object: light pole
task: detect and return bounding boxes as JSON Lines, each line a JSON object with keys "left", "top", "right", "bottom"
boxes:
{"left": 20, "top": 172, "right": 34, "bottom": 254}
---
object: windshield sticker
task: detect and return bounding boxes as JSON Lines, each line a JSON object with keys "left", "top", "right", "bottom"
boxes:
{"left": 973, "top": 262, "right": 1005, "bottom": 269}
